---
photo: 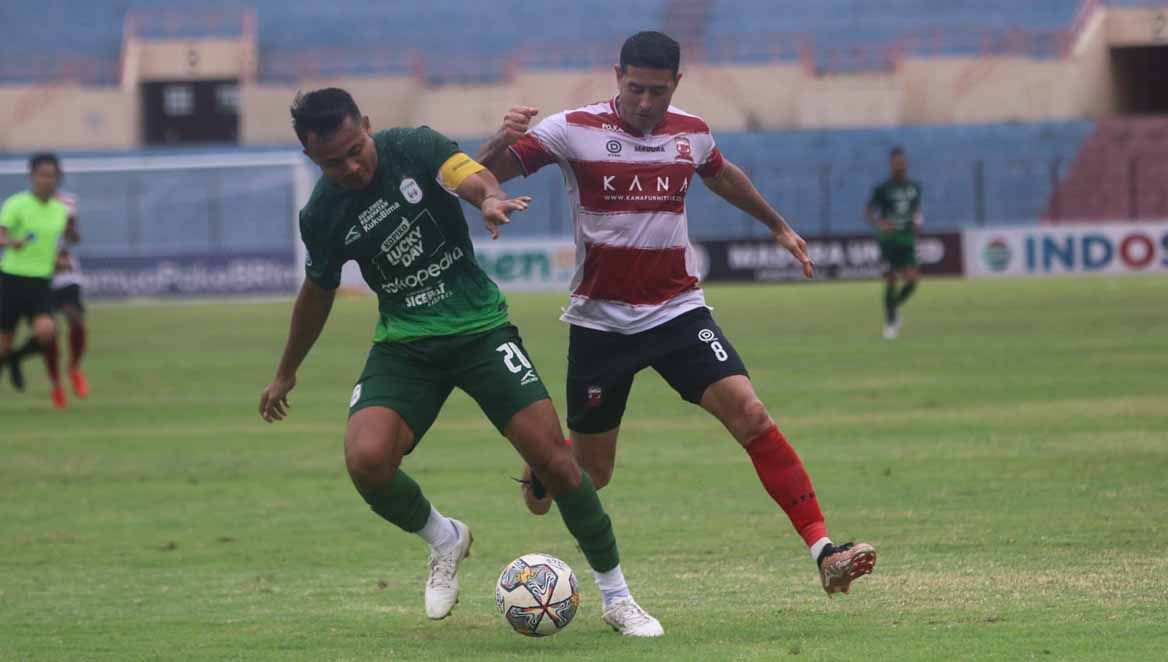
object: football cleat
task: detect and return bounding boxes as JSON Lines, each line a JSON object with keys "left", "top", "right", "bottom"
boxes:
{"left": 602, "top": 597, "right": 664, "bottom": 637}
{"left": 818, "top": 542, "right": 877, "bottom": 596}
{"left": 424, "top": 519, "right": 473, "bottom": 619}
{"left": 70, "top": 368, "right": 89, "bottom": 398}
{"left": 51, "top": 385, "right": 67, "bottom": 410}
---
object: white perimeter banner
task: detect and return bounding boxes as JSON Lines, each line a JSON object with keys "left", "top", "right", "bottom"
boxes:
{"left": 340, "top": 238, "right": 577, "bottom": 293}
{"left": 963, "top": 222, "right": 1168, "bottom": 278}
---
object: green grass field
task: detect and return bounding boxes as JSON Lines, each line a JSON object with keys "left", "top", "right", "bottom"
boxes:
{"left": 2, "top": 277, "right": 1166, "bottom": 661}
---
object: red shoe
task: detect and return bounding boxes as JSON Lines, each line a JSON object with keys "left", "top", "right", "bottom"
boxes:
{"left": 51, "top": 385, "right": 68, "bottom": 409}
{"left": 70, "top": 368, "right": 89, "bottom": 398}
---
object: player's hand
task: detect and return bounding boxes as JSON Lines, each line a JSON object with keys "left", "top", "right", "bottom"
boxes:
{"left": 500, "top": 106, "right": 539, "bottom": 145}
{"left": 878, "top": 219, "right": 896, "bottom": 232}
{"left": 481, "top": 195, "right": 531, "bottom": 240}
{"left": 259, "top": 374, "right": 296, "bottom": 423}
{"left": 773, "top": 227, "right": 814, "bottom": 279}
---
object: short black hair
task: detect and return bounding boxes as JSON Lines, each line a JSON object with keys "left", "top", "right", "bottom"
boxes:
{"left": 620, "top": 31, "right": 680, "bottom": 77}
{"left": 890, "top": 146, "right": 906, "bottom": 158}
{"left": 29, "top": 152, "right": 60, "bottom": 174}
{"left": 290, "top": 88, "right": 362, "bottom": 146}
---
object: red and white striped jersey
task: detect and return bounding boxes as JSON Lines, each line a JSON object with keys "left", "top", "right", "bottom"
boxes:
{"left": 509, "top": 98, "right": 725, "bottom": 334}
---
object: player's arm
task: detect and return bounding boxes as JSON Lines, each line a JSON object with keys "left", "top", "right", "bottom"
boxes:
{"left": 866, "top": 189, "right": 894, "bottom": 232}
{"left": 64, "top": 216, "right": 80, "bottom": 244}
{"left": 260, "top": 278, "right": 336, "bottom": 423}
{"left": 439, "top": 153, "right": 531, "bottom": 240}
{"left": 475, "top": 106, "right": 540, "bottom": 183}
{"left": 0, "top": 201, "right": 24, "bottom": 250}
{"left": 702, "top": 159, "right": 814, "bottom": 279}
{"left": 0, "top": 227, "right": 23, "bottom": 250}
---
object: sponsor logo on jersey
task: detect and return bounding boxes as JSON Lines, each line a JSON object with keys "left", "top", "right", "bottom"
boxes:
{"left": 345, "top": 226, "right": 362, "bottom": 246}
{"left": 635, "top": 144, "right": 665, "bottom": 153}
{"left": 400, "top": 178, "right": 424, "bottom": 204}
{"left": 358, "top": 198, "right": 400, "bottom": 231}
{"left": 675, "top": 136, "right": 692, "bottom": 161}
{"left": 605, "top": 140, "right": 622, "bottom": 155}
{"left": 380, "top": 246, "right": 465, "bottom": 295}
{"left": 382, "top": 222, "right": 425, "bottom": 268}
{"left": 404, "top": 282, "right": 453, "bottom": 308}
{"left": 378, "top": 209, "right": 445, "bottom": 270}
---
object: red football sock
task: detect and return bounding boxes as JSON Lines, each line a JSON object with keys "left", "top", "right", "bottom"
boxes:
{"left": 744, "top": 425, "right": 828, "bottom": 547}
{"left": 68, "top": 318, "right": 87, "bottom": 369}
{"left": 42, "top": 337, "right": 62, "bottom": 387}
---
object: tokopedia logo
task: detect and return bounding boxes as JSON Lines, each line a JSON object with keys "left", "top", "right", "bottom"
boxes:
{"left": 983, "top": 238, "right": 1011, "bottom": 272}
{"left": 380, "top": 247, "right": 464, "bottom": 295}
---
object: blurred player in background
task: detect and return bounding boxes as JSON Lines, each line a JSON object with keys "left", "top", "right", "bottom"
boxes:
{"left": 0, "top": 153, "right": 69, "bottom": 408}
{"left": 51, "top": 191, "right": 88, "bottom": 397}
{"left": 7, "top": 190, "right": 89, "bottom": 397}
{"left": 478, "top": 31, "right": 876, "bottom": 597}
{"left": 865, "top": 147, "right": 923, "bottom": 340}
{"left": 258, "top": 88, "right": 662, "bottom": 636}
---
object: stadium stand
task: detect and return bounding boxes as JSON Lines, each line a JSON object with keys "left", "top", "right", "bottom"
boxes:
{"left": 0, "top": 0, "right": 1101, "bottom": 82}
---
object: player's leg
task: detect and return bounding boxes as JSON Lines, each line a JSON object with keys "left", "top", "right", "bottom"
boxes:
{"left": 654, "top": 310, "right": 876, "bottom": 595}
{"left": 882, "top": 270, "right": 899, "bottom": 338}
{"left": 0, "top": 274, "right": 32, "bottom": 390}
{"left": 520, "top": 322, "right": 636, "bottom": 514}
{"left": 30, "top": 313, "right": 66, "bottom": 408}
{"left": 897, "top": 265, "right": 920, "bottom": 308}
{"left": 58, "top": 286, "right": 88, "bottom": 397}
{"left": 563, "top": 322, "right": 638, "bottom": 490}
{"left": 459, "top": 325, "right": 662, "bottom": 637}
{"left": 0, "top": 330, "right": 14, "bottom": 387}
{"left": 346, "top": 343, "right": 470, "bottom": 620}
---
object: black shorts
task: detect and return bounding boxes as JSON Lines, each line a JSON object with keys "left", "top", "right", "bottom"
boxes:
{"left": 52, "top": 283, "right": 84, "bottom": 313}
{"left": 0, "top": 272, "right": 54, "bottom": 333}
{"left": 566, "top": 308, "right": 748, "bottom": 434}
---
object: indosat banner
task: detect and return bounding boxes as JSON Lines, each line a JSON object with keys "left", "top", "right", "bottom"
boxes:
{"left": 964, "top": 222, "right": 1168, "bottom": 278}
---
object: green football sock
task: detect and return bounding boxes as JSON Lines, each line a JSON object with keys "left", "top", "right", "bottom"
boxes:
{"left": 355, "top": 469, "right": 432, "bottom": 533}
{"left": 554, "top": 472, "right": 620, "bottom": 572}
{"left": 896, "top": 281, "right": 918, "bottom": 306}
{"left": 884, "top": 282, "right": 897, "bottom": 324}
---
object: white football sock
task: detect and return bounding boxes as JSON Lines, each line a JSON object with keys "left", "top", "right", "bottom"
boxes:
{"left": 416, "top": 505, "right": 458, "bottom": 551}
{"left": 810, "top": 537, "right": 833, "bottom": 563}
{"left": 592, "top": 564, "right": 631, "bottom": 609}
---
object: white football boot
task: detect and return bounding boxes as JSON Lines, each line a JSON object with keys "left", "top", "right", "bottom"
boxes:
{"left": 883, "top": 310, "right": 902, "bottom": 340}
{"left": 424, "top": 518, "right": 473, "bottom": 619}
{"left": 602, "top": 596, "right": 664, "bottom": 637}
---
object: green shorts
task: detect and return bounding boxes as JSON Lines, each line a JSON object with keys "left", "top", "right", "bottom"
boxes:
{"left": 349, "top": 323, "right": 549, "bottom": 448}
{"left": 879, "top": 239, "right": 918, "bottom": 271}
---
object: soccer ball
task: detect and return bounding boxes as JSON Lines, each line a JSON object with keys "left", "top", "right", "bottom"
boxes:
{"left": 495, "top": 553, "right": 580, "bottom": 637}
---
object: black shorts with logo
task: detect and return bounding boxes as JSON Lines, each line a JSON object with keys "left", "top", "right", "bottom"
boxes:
{"left": 52, "top": 283, "right": 84, "bottom": 313}
{"left": 0, "top": 271, "right": 54, "bottom": 333}
{"left": 566, "top": 307, "right": 748, "bottom": 434}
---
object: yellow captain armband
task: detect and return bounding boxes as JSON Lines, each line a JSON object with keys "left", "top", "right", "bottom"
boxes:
{"left": 437, "top": 153, "right": 486, "bottom": 192}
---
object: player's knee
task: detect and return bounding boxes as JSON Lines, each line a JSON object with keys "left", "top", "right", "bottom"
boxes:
{"left": 583, "top": 457, "right": 613, "bottom": 490}
{"left": 735, "top": 397, "right": 774, "bottom": 443}
{"left": 33, "top": 318, "right": 55, "bottom": 344}
{"left": 344, "top": 434, "right": 399, "bottom": 487}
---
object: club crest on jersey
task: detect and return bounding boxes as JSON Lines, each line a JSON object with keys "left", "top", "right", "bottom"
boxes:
{"left": 400, "top": 178, "right": 424, "bottom": 204}
{"left": 344, "top": 226, "right": 362, "bottom": 246}
{"left": 675, "top": 136, "right": 693, "bottom": 162}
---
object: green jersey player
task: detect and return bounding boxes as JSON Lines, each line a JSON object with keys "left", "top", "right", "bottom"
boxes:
{"left": 866, "top": 146, "right": 923, "bottom": 339}
{"left": 257, "top": 88, "right": 661, "bottom": 636}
